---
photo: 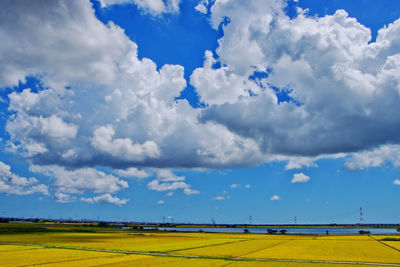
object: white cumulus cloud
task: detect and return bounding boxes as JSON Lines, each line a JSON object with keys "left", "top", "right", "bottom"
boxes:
{"left": 91, "top": 125, "right": 160, "bottom": 161}
{"left": 195, "top": 0, "right": 208, "bottom": 14}
{"left": 115, "top": 168, "right": 151, "bottom": 178}
{"left": 198, "top": 0, "right": 400, "bottom": 162}
{"left": 81, "top": 193, "right": 128, "bottom": 206}
{"left": 291, "top": 173, "right": 310, "bottom": 183}
{"left": 147, "top": 179, "right": 199, "bottom": 195}
{"left": 156, "top": 169, "right": 185, "bottom": 182}
{"left": 2, "top": 0, "right": 262, "bottom": 172}
{"left": 98, "top": 0, "right": 181, "bottom": 15}
{"left": 30, "top": 165, "right": 128, "bottom": 203}
{"left": 270, "top": 195, "right": 281, "bottom": 201}
{"left": 0, "top": 161, "right": 48, "bottom": 196}
{"left": 345, "top": 145, "right": 400, "bottom": 170}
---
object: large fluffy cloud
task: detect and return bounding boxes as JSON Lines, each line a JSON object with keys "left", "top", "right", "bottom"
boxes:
{"left": 0, "top": 0, "right": 132, "bottom": 88}
{"left": 197, "top": 0, "right": 400, "bottom": 158}
{"left": 3, "top": 0, "right": 261, "bottom": 172}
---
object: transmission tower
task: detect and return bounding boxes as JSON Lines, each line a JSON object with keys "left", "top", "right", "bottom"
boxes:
{"left": 360, "top": 207, "right": 364, "bottom": 225}
{"left": 294, "top": 216, "right": 297, "bottom": 225}
{"left": 249, "top": 216, "right": 252, "bottom": 225}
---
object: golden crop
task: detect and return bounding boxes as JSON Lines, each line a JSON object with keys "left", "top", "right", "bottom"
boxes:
{"left": 0, "top": 246, "right": 119, "bottom": 266}
{"left": 242, "top": 237, "right": 400, "bottom": 264}
{"left": 381, "top": 241, "right": 400, "bottom": 250}
{"left": 1, "top": 226, "right": 399, "bottom": 266}
{"left": 0, "top": 232, "right": 247, "bottom": 253}
{"left": 175, "top": 238, "right": 286, "bottom": 257}
{"left": 0, "top": 244, "right": 40, "bottom": 252}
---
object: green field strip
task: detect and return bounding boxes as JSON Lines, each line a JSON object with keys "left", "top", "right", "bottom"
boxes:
{"left": 1, "top": 241, "right": 399, "bottom": 266}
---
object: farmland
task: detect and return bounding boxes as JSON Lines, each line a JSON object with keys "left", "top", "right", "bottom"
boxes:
{"left": 0, "top": 223, "right": 399, "bottom": 266}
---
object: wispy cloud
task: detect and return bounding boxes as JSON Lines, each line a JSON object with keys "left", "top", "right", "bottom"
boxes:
{"left": 230, "top": 184, "right": 251, "bottom": 189}
{"left": 270, "top": 195, "right": 281, "bottom": 201}
{"left": 147, "top": 180, "right": 199, "bottom": 195}
{"left": 81, "top": 193, "right": 128, "bottom": 206}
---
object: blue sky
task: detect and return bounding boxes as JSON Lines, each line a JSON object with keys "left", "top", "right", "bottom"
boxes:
{"left": 1, "top": 0, "right": 400, "bottom": 224}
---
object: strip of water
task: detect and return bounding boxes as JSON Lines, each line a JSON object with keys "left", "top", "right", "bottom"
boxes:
{"left": 156, "top": 227, "right": 399, "bottom": 234}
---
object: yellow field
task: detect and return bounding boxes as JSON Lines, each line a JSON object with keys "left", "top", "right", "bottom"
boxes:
{"left": 242, "top": 238, "right": 400, "bottom": 263}
{"left": 0, "top": 226, "right": 399, "bottom": 266}
{"left": 384, "top": 241, "right": 400, "bottom": 250}
{"left": 0, "top": 244, "right": 377, "bottom": 267}
{"left": 176, "top": 238, "right": 293, "bottom": 257}
{"left": 0, "top": 246, "right": 121, "bottom": 266}
{"left": 0, "top": 232, "right": 248, "bottom": 253}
